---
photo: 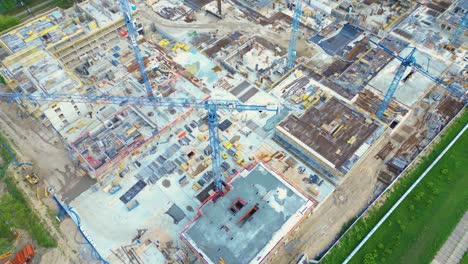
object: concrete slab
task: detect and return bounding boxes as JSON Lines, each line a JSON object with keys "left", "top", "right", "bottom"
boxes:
{"left": 369, "top": 48, "right": 448, "bottom": 107}
{"left": 182, "top": 164, "right": 313, "bottom": 264}
{"left": 276, "top": 97, "right": 380, "bottom": 175}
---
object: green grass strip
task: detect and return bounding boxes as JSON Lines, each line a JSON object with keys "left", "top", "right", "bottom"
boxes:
{"left": 0, "top": 133, "right": 57, "bottom": 252}
{"left": 350, "top": 122, "right": 467, "bottom": 263}
{"left": 321, "top": 109, "right": 467, "bottom": 264}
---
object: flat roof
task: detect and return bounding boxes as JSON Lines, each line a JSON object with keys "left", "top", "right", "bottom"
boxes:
{"left": 0, "top": 9, "right": 87, "bottom": 53}
{"left": 277, "top": 97, "right": 379, "bottom": 171}
{"left": 4, "top": 49, "right": 81, "bottom": 95}
{"left": 183, "top": 164, "right": 312, "bottom": 264}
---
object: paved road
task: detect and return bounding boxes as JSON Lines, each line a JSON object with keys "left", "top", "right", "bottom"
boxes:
{"left": 432, "top": 212, "right": 468, "bottom": 264}
{"left": 9, "top": 0, "right": 53, "bottom": 19}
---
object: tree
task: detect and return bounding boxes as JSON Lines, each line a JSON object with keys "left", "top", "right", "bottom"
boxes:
{"left": 0, "top": 15, "right": 20, "bottom": 32}
{"left": 0, "top": 237, "right": 13, "bottom": 253}
{"left": 54, "top": 0, "right": 74, "bottom": 9}
{"left": 364, "top": 252, "right": 378, "bottom": 264}
{"left": 414, "top": 191, "right": 425, "bottom": 202}
{"left": 0, "top": 0, "right": 17, "bottom": 12}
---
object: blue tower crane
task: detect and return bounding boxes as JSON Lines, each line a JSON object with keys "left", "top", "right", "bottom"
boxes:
{"left": 119, "top": 0, "right": 154, "bottom": 97}
{"left": 450, "top": 11, "right": 468, "bottom": 45}
{"left": 369, "top": 39, "right": 466, "bottom": 119}
{"left": 0, "top": 92, "right": 278, "bottom": 194}
{"left": 287, "top": 0, "right": 302, "bottom": 69}
{"left": 376, "top": 48, "right": 416, "bottom": 119}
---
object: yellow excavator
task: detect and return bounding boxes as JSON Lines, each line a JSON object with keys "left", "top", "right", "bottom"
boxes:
{"left": 24, "top": 173, "right": 39, "bottom": 185}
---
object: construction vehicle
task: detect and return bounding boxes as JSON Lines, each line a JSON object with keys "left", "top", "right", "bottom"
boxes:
{"left": 171, "top": 42, "right": 190, "bottom": 52}
{"left": 24, "top": 173, "right": 39, "bottom": 185}
{"left": 158, "top": 39, "right": 170, "bottom": 47}
{"left": 222, "top": 152, "right": 228, "bottom": 159}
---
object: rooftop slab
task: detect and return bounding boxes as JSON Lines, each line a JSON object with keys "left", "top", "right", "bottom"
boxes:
{"left": 182, "top": 164, "right": 313, "bottom": 264}
{"left": 276, "top": 97, "right": 380, "bottom": 174}
{"left": 4, "top": 49, "right": 81, "bottom": 95}
{"left": 69, "top": 172, "right": 199, "bottom": 261}
{"left": 0, "top": 8, "right": 88, "bottom": 53}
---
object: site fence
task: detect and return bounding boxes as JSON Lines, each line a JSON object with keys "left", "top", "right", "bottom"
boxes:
{"left": 310, "top": 106, "right": 466, "bottom": 263}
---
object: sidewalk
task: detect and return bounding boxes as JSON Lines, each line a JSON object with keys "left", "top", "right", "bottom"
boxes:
{"left": 432, "top": 212, "right": 468, "bottom": 264}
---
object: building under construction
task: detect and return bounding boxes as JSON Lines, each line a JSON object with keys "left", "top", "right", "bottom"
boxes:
{"left": 0, "top": 0, "right": 466, "bottom": 263}
{"left": 275, "top": 96, "right": 381, "bottom": 181}
{"left": 182, "top": 164, "right": 314, "bottom": 264}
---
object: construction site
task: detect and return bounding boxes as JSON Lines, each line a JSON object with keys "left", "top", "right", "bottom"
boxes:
{"left": 0, "top": 0, "right": 466, "bottom": 263}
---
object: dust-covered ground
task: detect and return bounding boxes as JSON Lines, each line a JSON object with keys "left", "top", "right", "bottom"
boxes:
{"left": 0, "top": 101, "right": 96, "bottom": 264}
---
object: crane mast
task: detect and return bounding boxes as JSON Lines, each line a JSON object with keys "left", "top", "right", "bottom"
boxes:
{"left": 0, "top": 0, "right": 278, "bottom": 196}
{"left": 450, "top": 12, "right": 467, "bottom": 45}
{"left": 206, "top": 104, "right": 223, "bottom": 192}
{"left": 0, "top": 92, "right": 278, "bottom": 193}
{"left": 369, "top": 39, "right": 466, "bottom": 119}
{"left": 119, "top": 0, "right": 154, "bottom": 97}
{"left": 376, "top": 48, "right": 416, "bottom": 119}
{"left": 287, "top": 0, "right": 302, "bottom": 70}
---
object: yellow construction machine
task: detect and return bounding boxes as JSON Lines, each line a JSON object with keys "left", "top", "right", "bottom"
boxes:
{"left": 24, "top": 173, "right": 39, "bottom": 185}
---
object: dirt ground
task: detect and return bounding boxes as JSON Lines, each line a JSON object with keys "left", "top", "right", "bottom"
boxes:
{"left": 265, "top": 131, "right": 390, "bottom": 263}
{"left": 138, "top": 6, "right": 316, "bottom": 58}
{"left": 0, "top": 102, "right": 94, "bottom": 264}
{"left": 266, "top": 103, "right": 432, "bottom": 263}
{"left": 0, "top": 6, "right": 438, "bottom": 264}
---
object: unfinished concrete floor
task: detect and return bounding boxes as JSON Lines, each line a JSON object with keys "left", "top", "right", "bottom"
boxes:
{"left": 183, "top": 164, "right": 311, "bottom": 264}
{"left": 138, "top": 5, "right": 316, "bottom": 58}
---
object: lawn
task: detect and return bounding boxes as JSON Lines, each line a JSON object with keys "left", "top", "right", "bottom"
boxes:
{"left": 2, "top": 0, "right": 73, "bottom": 20}
{"left": 0, "top": 134, "right": 57, "bottom": 253}
{"left": 320, "top": 109, "right": 467, "bottom": 264}
{"left": 350, "top": 124, "right": 467, "bottom": 263}
{"left": 462, "top": 252, "right": 468, "bottom": 264}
